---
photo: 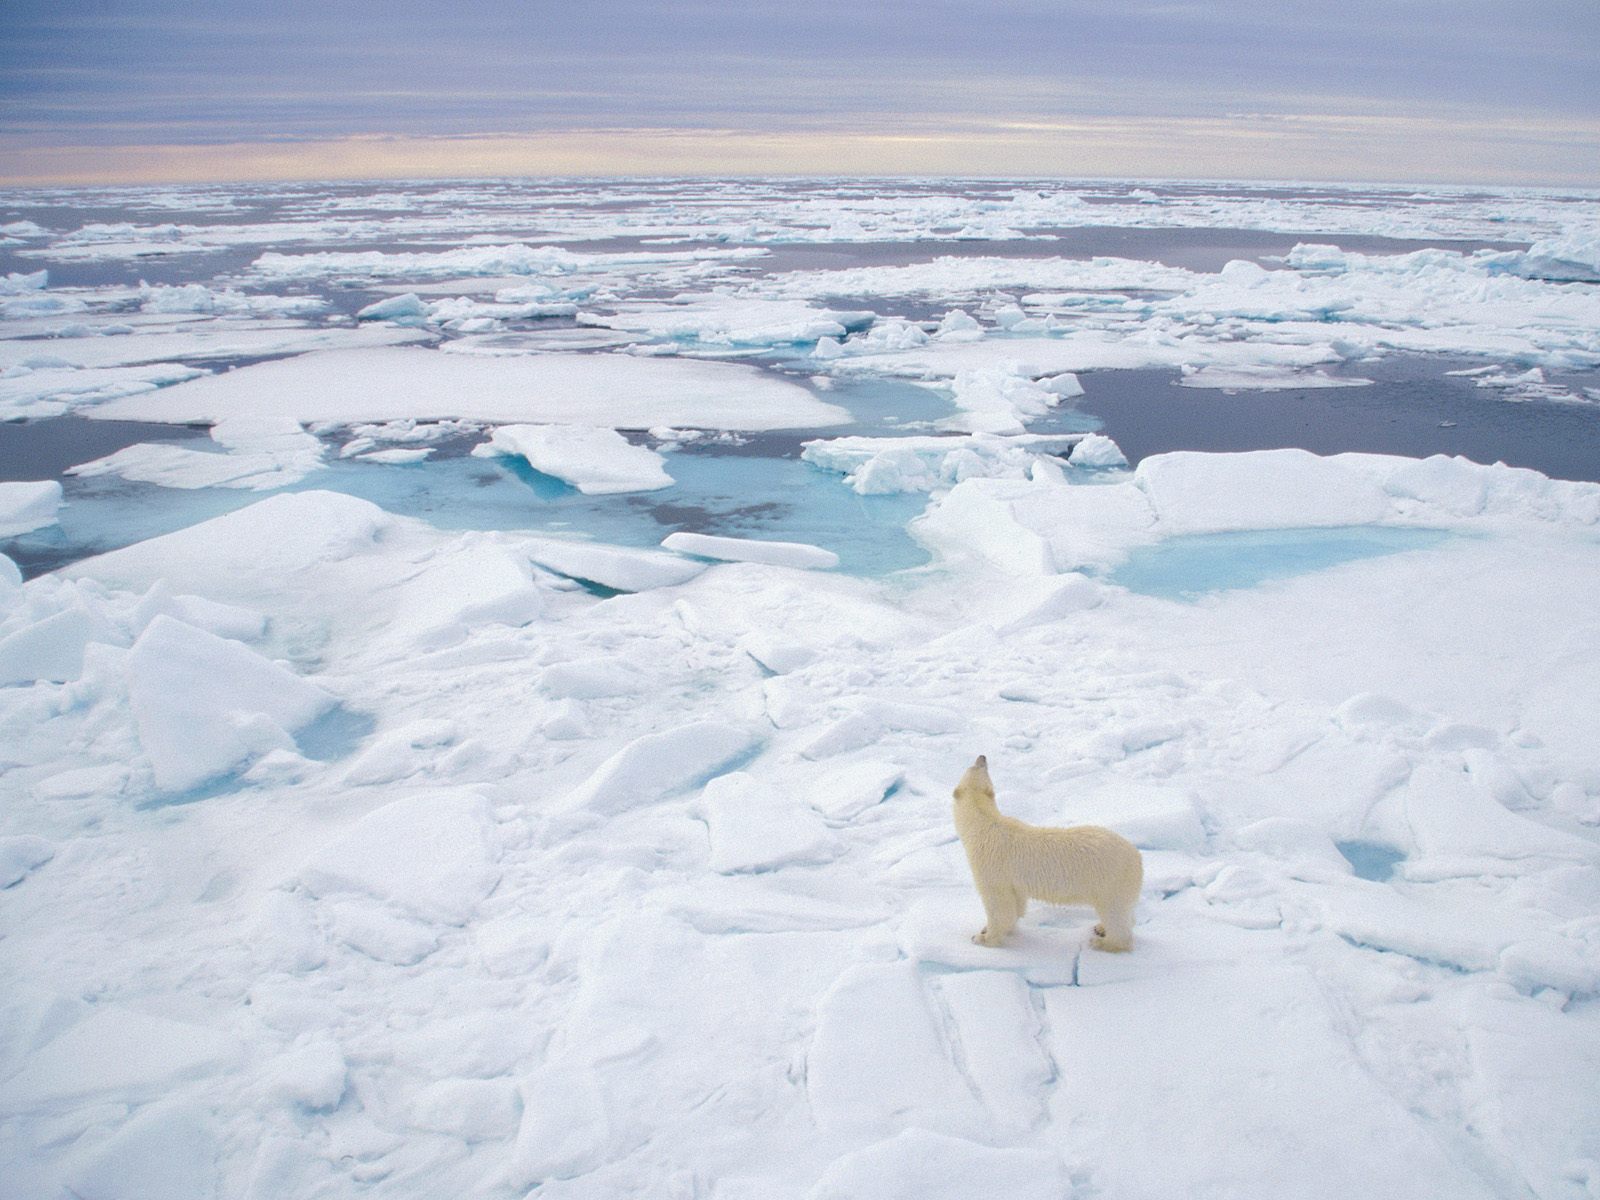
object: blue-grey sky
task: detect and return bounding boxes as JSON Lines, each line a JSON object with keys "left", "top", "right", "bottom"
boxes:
{"left": 4, "top": 0, "right": 1597, "bottom": 184}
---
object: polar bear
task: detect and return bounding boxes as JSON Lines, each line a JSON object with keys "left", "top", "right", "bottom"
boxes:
{"left": 953, "top": 755, "right": 1143, "bottom": 952}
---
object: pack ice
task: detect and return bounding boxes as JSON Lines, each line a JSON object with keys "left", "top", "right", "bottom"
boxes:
{"left": 2, "top": 178, "right": 1599, "bottom": 1200}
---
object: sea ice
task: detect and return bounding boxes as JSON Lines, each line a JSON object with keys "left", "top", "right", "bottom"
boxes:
{"left": 660, "top": 531, "right": 839, "bottom": 569}
{"left": 127, "top": 615, "right": 335, "bottom": 792}
{"left": 94, "top": 346, "right": 850, "bottom": 430}
{"left": 69, "top": 416, "right": 326, "bottom": 491}
{"left": 473, "top": 425, "right": 672, "bottom": 494}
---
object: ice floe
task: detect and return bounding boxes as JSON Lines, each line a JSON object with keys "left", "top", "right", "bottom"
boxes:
{"left": 0, "top": 481, "right": 62, "bottom": 538}
{"left": 92, "top": 346, "right": 850, "bottom": 429}
{"left": 69, "top": 416, "right": 326, "bottom": 491}
{"left": 472, "top": 425, "right": 672, "bottom": 494}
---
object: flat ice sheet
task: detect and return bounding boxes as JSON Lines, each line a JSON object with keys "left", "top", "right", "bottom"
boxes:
{"left": 91, "top": 346, "right": 851, "bottom": 430}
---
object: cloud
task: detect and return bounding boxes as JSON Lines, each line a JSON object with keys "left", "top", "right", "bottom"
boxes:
{"left": 6, "top": 112, "right": 1596, "bottom": 187}
{"left": 2, "top": 0, "right": 1596, "bottom": 183}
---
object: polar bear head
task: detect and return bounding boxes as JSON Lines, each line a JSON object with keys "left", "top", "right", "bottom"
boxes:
{"left": 953, "top": 754, "right": 998, "bottom": 813}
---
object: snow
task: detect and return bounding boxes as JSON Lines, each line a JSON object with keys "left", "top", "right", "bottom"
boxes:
{"left": 92, "top": 346, "right": 851, "bottom": 430}
{"left": 0, "top": 1007, "right": 242, "bottom": 1113}
{"left": 5, "top": 179, "right": 1600, "bottom": 1200}
{"left": 473, "top": 425, "right": 672, "bottom": 494}
{"left": 299, "top": 791, "right": 500, "bottom": 925}
{"left": 807, "top": 1128, "right": 1067, "bottom": 1200}
{"left": 0, "top": 835, "right": 54, "bottom": 888}
{"left": 661, "top": 531, "right": 839, "bottom": 569}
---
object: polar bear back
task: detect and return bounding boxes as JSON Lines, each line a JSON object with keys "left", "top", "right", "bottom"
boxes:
{"left": 972, "top": 820, "right": 1143, "bottom": 908}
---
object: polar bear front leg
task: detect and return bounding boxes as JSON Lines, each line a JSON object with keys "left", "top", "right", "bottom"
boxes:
{"left": 973, "top": 882, "right": 1021, "bottom": 946}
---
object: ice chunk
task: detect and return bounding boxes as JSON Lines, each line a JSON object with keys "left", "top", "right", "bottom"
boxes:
{"left": 70, "top": 491, "right": 392, "bottom": 594}
{"left": 0, "top": 1007, "right": 242, "bottom": 1113}
{"left": 127, "top": 615, "right": 335, "bottom": 792}
{"left": 944, "top": 367, "right": 1063, "bottom": 435}
{"left": 525, "top": 538, "right": 705, "bottom": 593}
{"left": 0, "top": 835, "right": 54, "bottom": 888}
{"left": 130, "top": 583, "right": 267, "bottom": 643}
{"left": 475, "top": 424, "right": 672, "bottom": 493}
{"left": 558, "top": 721, "right": 762, "bottom": 818}
{"left": 695, "top": 772, "right": 833, "bottom": 873}
{"left": 356, "top": 292, "right": 429, "bottom": 323}
{"left": 94, "top": 346, "right": 850, "bottom": 430}
{"left": 803, "top": 759, "right": 904, "bottom": 821}
{"left": 61, "top": 1099, "right": 220, "bottom": 1200}
{"left": 1178, "top": 364, "right": 1371, "bottom": 390}
{"left": 0, "top": 480, "right": 62, "bottom": 537}
{"left": 806, "top": 961, "right": 987, "bottom": 1136}
{"left": 1068, "top": 432, "right": 1127, "bottom": 468}
{"left": 661, "top": 531, "right": 839, "bottom": 569}
{"left": 382, "top": 539, "right": 546, "bottom": 651}
{"left": 1135, "top": 449, "right": 1391, "bottom": 533}
{"left": 299, "top": 790, "right": 500, "bottom": 925}
{"left": 0, "top": 606, "right": 100, "bottom": 686}
{"left": 912, "top": 479, "right": 1057, "bottom": 574}
{"left": 808, "top": 1129, "right": 1067, "bottom": 1200}
{"left": 990, "top": 573, "right": 1103, "bottom": 636}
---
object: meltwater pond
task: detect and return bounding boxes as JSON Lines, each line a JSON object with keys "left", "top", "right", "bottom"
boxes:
{"left": 3, "top": 427, "right": 936, "bottom": 579}
{"left": 1107, "top": 526, "right": 1453, "bottom": 600}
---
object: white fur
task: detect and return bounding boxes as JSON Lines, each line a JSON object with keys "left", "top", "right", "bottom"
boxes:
{"left": 952, "top": 755, "right": 1144, "bottom": 952}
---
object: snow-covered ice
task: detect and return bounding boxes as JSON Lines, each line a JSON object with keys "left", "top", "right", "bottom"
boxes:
{"left": 3, "top": 178, "right": 1600, "bottom": 1200}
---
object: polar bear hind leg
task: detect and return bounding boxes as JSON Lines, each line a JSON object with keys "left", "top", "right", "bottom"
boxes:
{"left": 1090, "top": 901, "right": 1135, "bottom": 953}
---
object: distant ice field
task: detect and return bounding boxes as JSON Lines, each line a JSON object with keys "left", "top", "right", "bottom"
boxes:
{"left": 2, "top": 175, "right": 1599, "bottom": 576}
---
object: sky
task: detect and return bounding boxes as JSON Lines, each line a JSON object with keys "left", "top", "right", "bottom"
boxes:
{"left": 2, "top": 0, "right": 1598, "bottom": 187}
